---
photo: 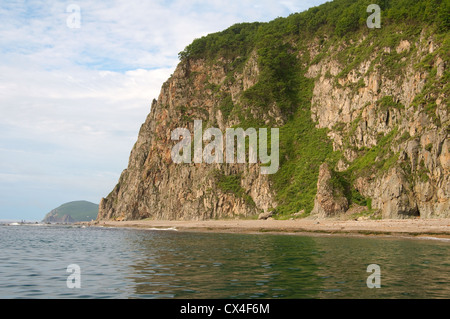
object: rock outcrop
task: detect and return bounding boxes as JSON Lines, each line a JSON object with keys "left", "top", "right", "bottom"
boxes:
{"left": 311, "top": 163, "right": 349, "bottom": 218}
{"left": 99, "top": 54, "right": 276, "bottom": 221}
{"left": 43, "top": 212, "right": 75, "bottom": 224}
{"left": 307, "top": 32, "right": 449, "bottom": 219}
{"left": 98, "top": 0, "right": 449, "bottom": 221}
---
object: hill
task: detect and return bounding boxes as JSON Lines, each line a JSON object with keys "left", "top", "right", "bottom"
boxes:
{"left": 42, "top": 201, "right": 99, "bottom": 223}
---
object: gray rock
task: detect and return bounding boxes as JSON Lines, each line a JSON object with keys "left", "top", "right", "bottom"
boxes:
{"left": 258, "top": 211, "right": 274, "bottom": 220}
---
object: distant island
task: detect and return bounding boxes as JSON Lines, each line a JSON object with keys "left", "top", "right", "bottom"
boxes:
{"left": 42, "top": 201, "right": 99, "bottom": 223}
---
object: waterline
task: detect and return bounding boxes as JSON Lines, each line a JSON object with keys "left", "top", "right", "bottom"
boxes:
{"left": 1, "top": 225, "right": 449, "bottom": 299}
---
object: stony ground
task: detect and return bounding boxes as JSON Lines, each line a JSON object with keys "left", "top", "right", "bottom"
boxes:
{"left": 86, "top": 218, "right": 450, "bottom": 239}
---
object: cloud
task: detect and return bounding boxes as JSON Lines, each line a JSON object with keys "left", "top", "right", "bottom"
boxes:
{"left": 0, "top": 63, "right": 173, "bottom": 219}
{"left": 0, "top": 0, "right": 329, "bottom": 220}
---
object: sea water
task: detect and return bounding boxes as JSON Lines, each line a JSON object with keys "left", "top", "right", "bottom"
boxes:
{"left": 0, "top": 224, "right": 449, "bottom": 299}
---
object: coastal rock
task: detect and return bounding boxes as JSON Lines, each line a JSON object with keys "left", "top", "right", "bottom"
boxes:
{"left": 311, "top": 163, "right": 349, "bottom": 218}
{"left": 98, "top": 4, "right": 449, "bottom": 221}
{"left": 372, "top": 167, "right": 419, "bottom": 219}
{"left": 43, "top": 212, "right": 75, "bottom": 224}
{"left": 258, "top": 211, "right": 274, "bottom": 220}
{"left": 98, "top": 54, "right": 277, "bottom": 221}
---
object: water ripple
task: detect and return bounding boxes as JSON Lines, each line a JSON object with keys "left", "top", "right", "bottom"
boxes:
{"left": 0, "top": 225, "right": 449, "bottom": 298}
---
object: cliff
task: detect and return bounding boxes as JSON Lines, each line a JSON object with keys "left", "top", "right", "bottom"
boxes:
{"left": 99, "top": 0, "right": 449, "bottom": 221}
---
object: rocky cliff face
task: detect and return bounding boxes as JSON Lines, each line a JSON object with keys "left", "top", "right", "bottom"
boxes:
{"left": 99, "top": 54, "right": 276, "bottom": 220}
{"left": 42, "top": 211, "right": 75, "bottom": 223}
{"left": 307, "top": 31, "right": 449, "bottom": 219}
{"left": 99, "top": 1, "right": 449, "bottom": 221}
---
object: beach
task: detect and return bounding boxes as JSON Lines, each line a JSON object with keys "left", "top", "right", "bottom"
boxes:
{"left": 86, "top": 218, "right": 450, "bottom": 239}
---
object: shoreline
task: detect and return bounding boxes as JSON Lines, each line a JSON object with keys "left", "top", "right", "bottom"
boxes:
{"left": 82, "top": 218, "right": 450, "bottom": 241}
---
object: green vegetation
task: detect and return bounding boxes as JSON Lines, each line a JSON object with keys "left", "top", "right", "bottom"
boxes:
{"left": 350, "top": 188, "right": 372, "bottom": 209}
{"left": 417, "top": 159, "right": 431, "bottom": 182}
{"left": 377, "top": 96, "right": 405, "bottom": 111}
{"left": 219, "top": 94, "right": 234, "bottom": 121}
{"left": 325, "top": 166, "right": 375, "bottom": 213}
{"left": 270, "top": 77, "right": 335, "bottom": 217}
{"left": 180, "top": 0, "right": 448, "bottom": 62}
{"left": 178, "top": 22, "right": 261, "bottom": 61}
{"left": 215, "top": 171, "right": 255, "bottom": 207}
{"left": 348, "top": 127, "right": 400, "bottom": 179}
{"left": 412, "top": 32, "right": 449, "bottom": 124}
{"left": 177, "top": 0, "right": 449, "bottom": 219}
{"left": 42, "top": 201, "right": 99, "bottom": 223}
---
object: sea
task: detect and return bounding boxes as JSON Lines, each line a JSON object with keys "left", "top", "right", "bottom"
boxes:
{"left": 0, "top": 223, "right": 449, "bottom": 299}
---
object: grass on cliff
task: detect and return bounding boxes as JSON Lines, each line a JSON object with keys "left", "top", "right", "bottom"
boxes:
{"left": 270, "top": 76, "right": 335, "bottom": 218}
{"left": 214, "top": 170, "right": 256, "bottom": 207}
{"left": 177, "top": 0, "right": 449, "bottom": 219}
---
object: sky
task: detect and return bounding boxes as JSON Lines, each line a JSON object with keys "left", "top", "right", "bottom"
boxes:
{"left": 0, "top": 0, "right": 329, "bottom": 221}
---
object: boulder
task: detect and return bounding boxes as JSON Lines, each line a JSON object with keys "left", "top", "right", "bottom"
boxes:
{"left": 258, "top": 211, "right": 274, "bottom": 220}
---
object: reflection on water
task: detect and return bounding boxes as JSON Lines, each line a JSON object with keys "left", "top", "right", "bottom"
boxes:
{"left": 127, "top": 232, "right": 322, "bottom": 299}
{"left": 311, "top": 237, "right": 450, "bottom": 298}
{"left": 0, "top": 225, "right": 449, "bottom": 298}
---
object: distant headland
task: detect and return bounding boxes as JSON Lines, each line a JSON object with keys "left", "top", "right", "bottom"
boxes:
{"left": 42, "top": 200, "right": 98, "bottom": 223}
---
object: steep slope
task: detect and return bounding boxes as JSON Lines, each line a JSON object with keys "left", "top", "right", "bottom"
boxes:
{"left": 43, "top": 201, "right": 99, "bottom": 223}
{"left": 99, "top": 0, "right": 449, "bottom": 221}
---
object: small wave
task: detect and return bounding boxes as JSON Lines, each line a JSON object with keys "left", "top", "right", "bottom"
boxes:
{"left": 419, "top": 236, "right": 450, "bottom": 242}
{"left": 147, "top": 227, "right": 178, "bottom": 231}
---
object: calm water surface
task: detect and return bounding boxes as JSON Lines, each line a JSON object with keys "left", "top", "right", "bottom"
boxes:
{"left": 0, "top": 224, "right": 449, "bottom": 299}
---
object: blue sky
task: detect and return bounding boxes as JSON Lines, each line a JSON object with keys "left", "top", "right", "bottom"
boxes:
{"left": 0, "top": 0, "right": 329, "bottom": 221}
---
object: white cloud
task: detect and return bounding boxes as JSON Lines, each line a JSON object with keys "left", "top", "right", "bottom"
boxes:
{"left": 0, "top": 62, "right": 172, "bottom": 219}
{"left": 0, "top": 0, "right": 329, "bottom": 220}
